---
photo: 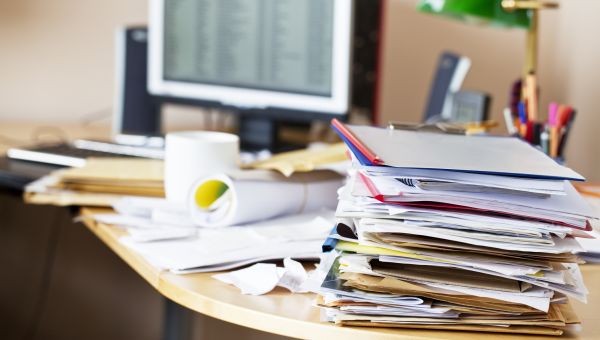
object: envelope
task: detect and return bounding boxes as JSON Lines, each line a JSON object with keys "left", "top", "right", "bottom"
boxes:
{"left": 340, "top": 272, "right": 538, "bottom": 313}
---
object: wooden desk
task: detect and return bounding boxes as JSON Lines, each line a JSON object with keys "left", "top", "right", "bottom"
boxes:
{"left": 0, "top": 121, "right": 110, "bottom": 155}
{"left": 81, "top": 207, "right": 600, "bottom": 340}
{"left": 4, "top": 121, "right": 599, "bottom": 338}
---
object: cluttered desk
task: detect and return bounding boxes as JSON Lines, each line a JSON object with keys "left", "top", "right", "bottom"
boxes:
{"left": 3, "top": 0, "right": 600, "bottom": 339}
{"left": 8, "top": 119, "right": 600, "bottom": 339}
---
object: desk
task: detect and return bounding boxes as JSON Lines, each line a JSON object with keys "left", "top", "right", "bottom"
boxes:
{"left": 81, "top": 207, "right": 600, "bottom": 340}
{"left": 0, "top": 122, "right": 110, "bottom": 189}
{"left": 3, "top": 121, "right": 600, "bottom": 339}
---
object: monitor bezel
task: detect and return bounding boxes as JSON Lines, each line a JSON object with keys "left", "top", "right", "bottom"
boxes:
{"left": 148, "top": 0, "right": 353, "bottom": 116}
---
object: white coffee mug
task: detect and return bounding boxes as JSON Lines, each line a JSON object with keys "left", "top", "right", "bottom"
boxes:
{"left": 164, "top": 131, "right": 239, "bottom": 204}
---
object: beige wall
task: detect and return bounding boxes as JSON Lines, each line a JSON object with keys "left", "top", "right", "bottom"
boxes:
{"left": 1, "top": 0, "right": 599, "bottom": 179}
{"left": 0, "top": 0, "right": 148, "bottom": 123}
{"left": 379, "top": 0, "right": 600, "bottom": 181}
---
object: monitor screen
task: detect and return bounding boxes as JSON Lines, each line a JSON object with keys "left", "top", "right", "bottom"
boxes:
{"left": 148, "top": 0, "right": 353, "bottom": 115}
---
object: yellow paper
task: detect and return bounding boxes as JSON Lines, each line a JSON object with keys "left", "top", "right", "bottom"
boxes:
{"left": 248, "top": 142, "right": 347, "bottom": 176}
{"left": 335, "top": 240, "right": 456, "bottom": 265}
{"left": 60, "top": 158, "right": 164, "bottom": 182}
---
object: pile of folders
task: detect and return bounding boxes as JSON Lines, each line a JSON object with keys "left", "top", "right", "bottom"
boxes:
{"left": 318, "top": 120, "right": 598, "bottom": 335}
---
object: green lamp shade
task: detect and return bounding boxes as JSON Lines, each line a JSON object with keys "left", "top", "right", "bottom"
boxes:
{"left": 417, "top": 0, "right": 531, "bottom": 29}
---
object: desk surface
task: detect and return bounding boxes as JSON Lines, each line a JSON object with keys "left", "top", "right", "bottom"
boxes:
{"left": 0, "top": 121, "right": 110, "bottom": 155}
{"left": 81, "top": 207, "right": 600, "bottom": 340}
{"left": 0, "top": 122, "right": 111, "bottom": 189}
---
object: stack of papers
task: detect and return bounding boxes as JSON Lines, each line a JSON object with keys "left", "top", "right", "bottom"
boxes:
{"left": 90, "top": 167, "right": 341, "bottom": 273}
{"left": 24, "top": 144, "right": 350, "bottom": 207}
{"left": 317, "top": 120, "right": 598, "bottom": 336}
{"left": 25, "top": 158, "right": 165, "bottom": 206}
{"left": 92, "top": 196, "right": 334, "bottom": 273}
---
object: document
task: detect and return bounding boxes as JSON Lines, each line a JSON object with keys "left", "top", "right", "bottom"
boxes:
{"left": 119, "top": 210, "right": 335, "bottom": 273}
{"left": 333, "top": 120, "right": 584, "bottom": 181}
{"left": 318, "top": 121, "right": 590, "bottom": 335}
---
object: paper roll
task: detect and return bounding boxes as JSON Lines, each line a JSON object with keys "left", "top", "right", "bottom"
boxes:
{"left": 189, "top": 172, "right": 342, "bottom": 228}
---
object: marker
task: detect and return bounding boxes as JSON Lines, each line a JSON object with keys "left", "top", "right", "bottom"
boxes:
{"left": 525, "top": 120, "right": 534, "bottom": 143}
{"left": 518, "top": 101, "right": 528, "bottom": 138}
{"left": 548, "top": 102, "right": 559, "bottom": 126}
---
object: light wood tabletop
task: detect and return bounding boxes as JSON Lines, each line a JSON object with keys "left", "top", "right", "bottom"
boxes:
{"left": 0, "top": 121, "right": 111, "bottom": 155}
{"left": 80, "top": 207, "right": 600, "bottom": 340}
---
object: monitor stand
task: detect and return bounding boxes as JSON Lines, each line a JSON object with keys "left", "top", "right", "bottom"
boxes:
{"left": 238, "top": 115, "right": 278, "bottom": 151}
{"left": 238, "top": 114, "right": 310, "bottom": 152}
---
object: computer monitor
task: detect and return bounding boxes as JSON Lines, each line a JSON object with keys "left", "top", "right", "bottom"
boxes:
{"left": 147, "top": 0, "right": 354, "bottom": 150}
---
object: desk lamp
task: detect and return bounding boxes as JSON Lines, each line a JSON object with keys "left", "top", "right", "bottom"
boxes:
{"left": 417, "top": 0, "right": 558, "bottom": 76}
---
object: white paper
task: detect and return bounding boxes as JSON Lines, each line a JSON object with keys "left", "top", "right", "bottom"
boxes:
{"left": 213, "top": 263, "right": 283, "bottom": 295}
{"left": 576, "top": 230, "right": 600, "bottom": 256}
{"left": 363, "top": 174, "right": 598, "bottom": 223}
{"left": 277, "top": 258, "right": 310, "bottom": 293}
{"left": 363, "top": 166, "right": 566, "bottom": 195}
{"left": 357, "top": 218, "right": 582, "bottom": 253}
{"left": 113, "top": 196, "right": 187, "bottom": 218}
{"left": 120, "top": 210, "right": 334, "bottom": 272}
{"left": 127, "top": 227, "right": 197, "bottom": 242}
{"left": 213, "top": 257, "right": 329, "bottom": 295}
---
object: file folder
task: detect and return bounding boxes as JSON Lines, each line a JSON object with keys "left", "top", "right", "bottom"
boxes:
{"left": 331, "top": 119, "right": 584, "bottom": 181}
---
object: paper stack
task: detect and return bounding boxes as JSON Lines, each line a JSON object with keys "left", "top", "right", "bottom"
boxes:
{"left": 90, "top": 169, "right": 343, "bottom": 273}
{"left": 25, "top": 158, "right": 165, "bottom": 206}
{"left": 317, "top": 120, "right": 598, "bottom": 336}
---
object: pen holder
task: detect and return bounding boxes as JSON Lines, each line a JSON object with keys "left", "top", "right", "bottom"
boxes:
{"left": 510, "top": 103, "right": 576, "bottom": 163}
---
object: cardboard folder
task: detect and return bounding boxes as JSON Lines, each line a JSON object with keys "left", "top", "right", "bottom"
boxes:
{"left": 331, "top": 119, "right": 584, "bottom": 181}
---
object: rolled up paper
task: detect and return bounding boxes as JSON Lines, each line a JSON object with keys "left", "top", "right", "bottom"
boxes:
{"left": 189, "top": 170, "right": 343, "bottom": 228}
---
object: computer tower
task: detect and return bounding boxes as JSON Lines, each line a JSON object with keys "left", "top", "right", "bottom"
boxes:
{"left": 113, "top": 27, "right": 161, "bottom": 137}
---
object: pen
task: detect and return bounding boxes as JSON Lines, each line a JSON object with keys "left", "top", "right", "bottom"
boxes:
{"left": 518, "top": 101, "right": 528, "bottom": 138}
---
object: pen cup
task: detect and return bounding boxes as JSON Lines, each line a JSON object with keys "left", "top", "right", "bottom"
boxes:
{"left": 164, "top": 131, "right": 239, "bottom": 204}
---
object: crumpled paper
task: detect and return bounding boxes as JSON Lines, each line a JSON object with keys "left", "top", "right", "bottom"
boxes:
{"left": 213, "top": 252, "right": 338, "bottom": 296}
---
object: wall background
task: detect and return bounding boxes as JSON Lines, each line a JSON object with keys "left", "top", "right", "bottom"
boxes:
{"left": 1, "top": 0, "right": 598, "bottom": 181}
